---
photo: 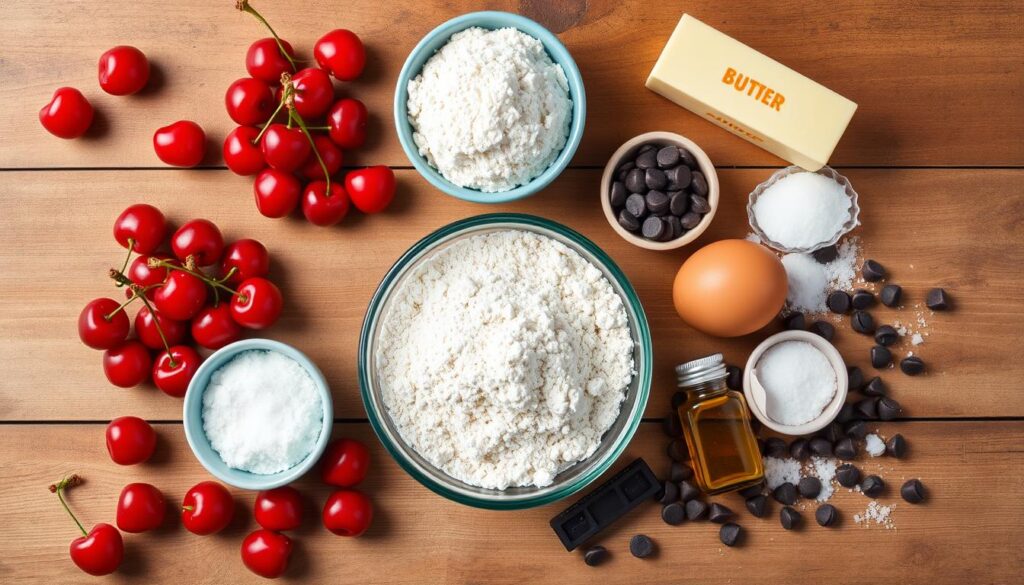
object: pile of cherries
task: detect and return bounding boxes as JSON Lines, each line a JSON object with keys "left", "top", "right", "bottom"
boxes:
{"left": 78, "top": 203, "right": 283, "bottom": 396}
{"left": 52, "top": 417, "right": 374, "bottom": 577}
{"left": 225, "top": 0, "right": 396, "bottom": 226}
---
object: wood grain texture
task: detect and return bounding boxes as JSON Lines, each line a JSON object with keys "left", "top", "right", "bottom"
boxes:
{"left": 1, "top": 422, "right": 1021, "bottom": 584}
{"left": 0, "top": 168, "right": 1021, "bottom": 420}
{"left": 1, "top": 0, "right": 1022, "bottom": 169}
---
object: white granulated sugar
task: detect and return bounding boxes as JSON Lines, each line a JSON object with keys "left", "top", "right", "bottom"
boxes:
{"left": 807, "top": 456, "right": 837, "bottom": 502}
{"left": 406, "top": 27, "right": 572, "bottom": 192}
{"left": 865, "top": 433, "right": 886, "bottom": 457}
{"left": 782, "top": 253, "right": 828, "bottom": 312}
{"left": 824, "top": 236, "right": 860, "bottom": 292}
{"left": 376, "top": 230, "right": 634, "bottom": 490}
{"left": 756, "top": 341, "right": 837, "bottom": 426}
{"left": 854, "top": 501, "right": 896, "bottom": 529}
{"left": 202, "top": 350, "right": 323, "bottom": 475}
{"left": 912, "top": 333, "right": 925, "bottom": 345}
{"left": 753, "top": 171, "right": 853, "bottom": 249}
{"left": 763, "top": 456, "right": 801, "bottom": 490}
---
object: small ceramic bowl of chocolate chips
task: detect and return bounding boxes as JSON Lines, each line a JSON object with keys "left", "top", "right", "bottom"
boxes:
{"left": 601, "top": 131, "right": 719, "bottom": 251}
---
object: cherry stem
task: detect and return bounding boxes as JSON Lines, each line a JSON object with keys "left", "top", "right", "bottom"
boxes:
{"left": 151, "top": 259, "right": 237, "bottom": 296}
{"left": 50, "top": 475, "right": 86, "bottom": 537}
{"left": 289, "top": 109, "right": 331, "bottom": 192}
{"left": 116, "top": 240, "right": 135, "bottom": 283}
{"left": 103, "top": 290, "right": 141, "bottom": 321}
{"left": 137, "top": 294, "right": 176, "bottom": 366}
{"left": 235, "top": 0, "right": 297, "bottom": 71}
{"left": 254, "top": 92, "right": 289, "bottom": 145}
{"left": 306, "top": 125, "right": 329, "bottom": 131}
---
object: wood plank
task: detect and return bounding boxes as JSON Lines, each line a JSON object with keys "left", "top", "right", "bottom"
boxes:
{"left": 0, "top": 421, "right": 1020, "bottom": 584}
{"left": 1, "top": 168, "right": 1021, "bottom": 420}
{"left": 1, "top": 0, "right": 1021, "bottom": 169}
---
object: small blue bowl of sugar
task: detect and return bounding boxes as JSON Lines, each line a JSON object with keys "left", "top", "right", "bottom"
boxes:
{"left": 183, "top": 338, "right": 333, "bottom": 491}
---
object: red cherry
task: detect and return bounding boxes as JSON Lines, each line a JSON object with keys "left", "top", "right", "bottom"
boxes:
{"left": 290, "top": 68, "right": 334, "bottom": 119}
{"left": 152, "top": 345, "right": 201, "bottom": 397}
{"left": 254, "top": 486, "right": 304, "bottom": 531}
{"left": 322, "top": 489, "right": 373, "bottom": 537}
{"left": 326, "top": 98, "right": 368, "bottom": 149}
{"left": 221, "top": 239, "right": 269, "bottom": 284}
{"left": 134, "top": 306, "right": 188, "bottom": 349}
{"left": 153, "top": 120, "right": 206, "bottom": 167}
{"left": 116, "top": 483, "right": 166, "bottom": 533}
{"left": 241, "top": 529, "right": 292, "bottom": 579}
{"left": 302, "top": 181, "right": 350, "bottom": 227}
{"left": 321, "top": 438, "right": 371, "bottom": 487}
{"left": 225, "top": 77, "right": 275, "bottom": 126}
{"left": 103, "top": 341, "right": 153, "bottom": 388}
{"left": 253, "top": 169, "right": 301, "bottom": 218}
{"left": 105, "top": 416, "right": 156, "bottom": 465}
{"left": 113, "top": 203, "right": 167, "bottom": 254}
{"left": 223, "top": 126, "right": 266, "bottom": 176}
{"left": 127, "top": 255, "right": 170, "bottom": 294}
{"left": 39, "top": 87, "right": 93, "bottom": 139}
{"left": 260, "top": 124, "right": 310, "bottom": 172}
{"left": 182, "top": 481, "right": 234, "bottom": 535}
{"left": 191, "top": 304, "right": 242, "bottom": 350}
{"left": 152, "top": 271, "right": 207, "bottom": 320}
{"left": 230, "top": 277, "right": 283, "bottom": 330}
{"left": 70, "top": 523, "right": 123, "bottom": 576}
{"left": 314, "top": 29, "right": 366, "bottom": 81}
{"left": 299, "top": 134, "right": 343, "bottom": 181}
{"left": 171, "top": 219, "right": 224, "bottom": 266}
{"left": 246, "top": 38, "right": 296, "bottom": 85}
{"left": 98, "top": 46, "right": 150, "bottom": 95}
{"left": 79, "top": 298, "right": 130, "bottom": 350}
{"left": 345, "top": 166, "right": 396, "bottom": 214}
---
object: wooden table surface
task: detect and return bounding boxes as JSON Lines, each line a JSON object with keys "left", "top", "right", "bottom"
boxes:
{"left": 1, "top": 1, "right": 1022, "bottom": 583}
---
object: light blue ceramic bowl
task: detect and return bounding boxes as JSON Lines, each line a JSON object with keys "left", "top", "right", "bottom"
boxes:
{"left": 183, "top": 338, "right": 333, "bottom": 491}
{"left": 393, "top": 11, "right": 587, "bottom": 204}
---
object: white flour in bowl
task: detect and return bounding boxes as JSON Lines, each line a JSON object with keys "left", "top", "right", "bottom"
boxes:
{"left": 376, "top": 230, "right": 634, "bottom": 489}
{"left": 406, "top": 27, "right": 572, "bottom": 192}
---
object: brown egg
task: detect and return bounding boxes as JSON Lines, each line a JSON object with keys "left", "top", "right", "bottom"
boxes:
{"left": 672, "top": 239, "right": 787, "bottom": 337}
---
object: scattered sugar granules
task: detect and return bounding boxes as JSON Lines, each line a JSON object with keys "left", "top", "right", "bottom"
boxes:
{"left": 865, "top": 433, "right": 886, "bottom": 457}
{"left": 854, "top": 501, "right": 896, "bottom": 529}
{"left": 911, "top": 333, "right": 925, "bottom": 346}
{"left": 807, "top": 456, "right": 837, "bottom": 502}
{"left": 763, "top": 456, "right": 801, "bottom": 489}
{"left": 780, "top": 237, "right": 861, "bottom": 314}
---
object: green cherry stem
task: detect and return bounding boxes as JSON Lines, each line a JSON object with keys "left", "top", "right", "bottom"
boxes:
{"left": 235, "top": 0, "right": 297, "bottom": 71}
{"left": 150, "top": 259, "right": 237, "bottom": 296}
{"left": 136, "top": 294, "right": 178, "bottom": 367}
{"left": 254, "top": 93, "right": 289, "bottom": 145}
{"left": 50, "top": 475, "right": 87, "bottom": 537}
{"left": 102, "top": 288, "right": 142, "bottom": 321}
{"left": 116, "top": 239, "right": 135, "bottom": 283}
{"left": 289, "top": 108, "right": 331, "bottom": 192}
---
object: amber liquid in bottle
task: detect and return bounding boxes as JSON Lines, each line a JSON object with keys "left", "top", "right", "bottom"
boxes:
{"left": 678, "top": 381, "right": 764, "bottom": 495}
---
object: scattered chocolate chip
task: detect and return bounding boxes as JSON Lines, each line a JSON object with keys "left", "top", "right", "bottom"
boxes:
{"left": 851, "top": 289, "right": 876, "bottom": 310}
{"left": 719, "top": 523, "right": 742, "bottom": 547}
{"left": 689, "top": 194, "right": 711, "bottom": 214}
{"left": 827, "top": 291, "right": 851, "bottom": 314}
{"left": 708, "top": 503, "right": 734, "bottom": 524}
{"left": 834, "top": 437, "right": 857, "bottom": 460}
{"left": 926, "top": 288, "right": 950, "bottom": 311}
{"left": 780, "top": 506, "right": 801, "bottom": 530}
{"left": 669, "top": 190, "right": 688, "bottom": 215}
{"left": 737, "top": 483, "right": 764, "bottom": 500}
{"left": 617, "top": 209, "right": 640, "bottom": 232}
{"left": 783, "top": 312, "right": 806, "bottom": 330}
{"left": 809, "top": 437, "right": 833, "bottom": 457}
{"left": 658, "top": 480, "right": 679, "bottom": 504}
{"left": 871, "top": 345, "right": 893, "bottom": 369}
{"left": 900, "top": 479, "right": 926, "bottom": 503}
{"left": 809, "top": 320, "right": 835, "bottom": 341}
{"left": 662, "top": 502, "right": 686, "bottom": 525}
{"left": 667, "top": 439, "right": 688, "bottom": 462}
{"left": 797, "top": 477, "right": 821, "bottom": 499}
{"left": 772, "top": 482, "right": 798, "bottom": 505}
{"left": 656, "top": 145, "right": 680, "bottom": 168}
{"left": 726, "top": 365, "right": 743, "bottom": 391}
{"left": 636, "top": 148, "right": 658, "bottom": 170}
{"left": 847, "top": 366, "right": 865, "bottom": 392}
{"left": 624, "top": 193, "right": 647, "bottom": 218}
{"left": 764, "top": 437, "right": 788, "bottom": 459}
{"left": 860, "top": 475, "right": 885, "bottom": 497}
{"left": 641, "top": 216, "right": 666, "bottom": 240}
{"left": 609, "top": 182, "right": 628, "bottom": 207}
{"left": 629, "top": 534, "right": 655, "bottom": 558}
{"left": 745, "top": 495, "right": 768, "bottom": 518}
{"left": 679, "top": 480, "right": 701, "bottom": 503}
{"left": 886, "top": 433, "right": 908, "bottom": 458}
{"left": 671, "top": 391, "right": 685, "bottom": 409}
{"left": 856, "top": 397, "right": 879, "bottom": 420}
{"left": 880, "top": 284, "right": 902, "bottom": 307}
{"left": 821, "top": 421, "right": 845, "bottom": 443}
{"left": 836, "top": 402, "right": 857, "bottom": 424}
{"left": 877, "top": 397, "right": 902, "bottom": 421}
{"left": 836, "top": 463, "right": 861, "bottom": 488}
{"left": 645, "top": 168, "right": 668, "bottom": 191}
{"left": 583, "top": 545, "right": 608, "bottom": 567}
{"left": 844, "top": 419, "right": 868, "bottom": 440}
{"left": 815, "top": 504, "right": 838, "bottom": 527}
{"left": 862, "top": 259, "right": 886, "bottom": 282}
{"left": 691, "top": 171, "right": 709, "bottom": 196}
{"left": 900, "top": 356, "right": 925, "bottom": 376}
{"left": 789, "top": 438, "right": 810, "bottom": 460}
{"left": 669, "top": 461, "right": 693, "bottom": 482}
{"left": 625, "top": 168, "right": 646, "bottom": 194}
{"left": 811, "top": 244, "right": 839, "bottom": 264}
{"left": 679, "top": 148, "right": 698, "bottom": 169}
{"left": 874, "top": 325, "right": 899, "bottom": 347}
{"left": 863, "top": 376, "right": 887, "bottom": 397}
{"left": 662, "top": 412, "right": 682, "bottom": 438}
{"left": 684, "top": 499, "right": 708, "bottom": 520}
{"left": 851, "top": 310, "right": 875, "bottom": 334}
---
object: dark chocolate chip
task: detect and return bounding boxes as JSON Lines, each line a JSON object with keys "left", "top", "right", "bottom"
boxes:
{"left": 669, "top": 191, "right": 688, "bottom": 215}
{"left": 809, "top": 437, "right": 833, "bottom": 457}
{"left": 617, "top": 160, "right": 635, "bottom": 176}
{"left": 662, "top": 502, "right": 686, "bottom": 525}
{"left": 851, "top": 289, "right": 876, "bottom": 310}
{"left": 877, "top": 397, "right": 902, "bottom": 421}
{"left": 662, "top": 412, "right": 682, "bottom": 438}
{"left": 679, "top": 148, "right": 698, "bottom": 169}
{"left": 851, "top": 310, "right": 875, "bottom": 334}
{"left": 847, "top": 366, "right": 865, "bottom": 392}
{"left": 624, "top": 193, "right": 647, "bottom": 218}
{"left": 900, "top": 479, "right": 926, "bottom": 503}
{"left": 798, "top": 477, "right": 822, "bottom": 499}
{"left": 609, "top": 181, "right": 628, "bottom": 208}
{"left": 764, "top": 437, "right": 788, "bottom": 459}
{"left": 583, "top": 545, "right": 609, "bottom": 567}
{"left": 672, "top": 391, "right": 686, "bottom": 409}
{"left": 689, "top": 194, "right": 711, "bottom": 214}
{"left": 834, "top": 437, "right": 857, "bottom": 460}
{"left": 719, "top": 523, "right": 742, "bottom": 547}
{"left": 636, "top": 148, "right": 658, "bottom": 170}
{"left": 772, "top": 482, "right": 798, "bottom": 505}
{"left": 844, "top": 419, "right": 868, "bottom": 440}
{"left": 780, "top": 506, "right": 801, "bottom": 530}
{"left": 625, "top": 168, "right": 646, "bottom": 193}
{"left": 645, "top": 168, "right": 668, "bottom": 191}
{"left": 900, "top": 356, "right": 925, "bottom": 376}
{"left": 690, "top": 171, "right": 709, "bottom": 196}
{"left": 684, "top": 499, "right": 708, "bottom": 520}
{"left": 669, "top": 461, "right": 693, "bottom": 482}
{"left": 809, "top": 320, "right": 835, "bottom": 341}
{"left": 629, "top": 534, "right": 655, "bottom": 558}
{"left": 862, "top": 259, "right": 886, "bottom": 282}
{"left": 836, "top": 463, "right": 861, "bottom": 488}
{"left": 641, "top": 216, "right": 666, "bottom": 240}
{"left": 886, "top": 433, "right": 908, "bottom": 458}
{"left": 665, "top": 215, "right": 683, "bottom": 240}
{"left": 680, "top": 212, "right": 702, "bottom": 230}
{"left": 617, "top": 209, "right": 640, "bottom": 232}
{"left": 783, "top": 312, "right": 806, "bottom": 331}
{"left": 863, "top": 376, "right": 887, "bottom": 397}
{"left": 667, "top": 165, "right": 692, "bottom": 190}
{"left": 875, "top": 325, "right": 899, "bottom": 347}
{"left": 739, "top": 482, "right": 765, "bottom": 499}
{"left": 811, "top": 244, "right": 839, "bottom": 264}
{"left": 679, "top": 480, "right": 701, "bottom": 503}
{"left": 638, "top": 143, "right": 656, "bottom": 154}
{"left": 871, "top": 345, "right": 893, "bottom": 369}
{"left": 656, "top": 145, "right": 680, "bottom": 168}
{"left": 821, "top": 421, "right": 844, "bottom": 443}
{"left": 855, "top": 397, "right": 879, "bottom": 420}
{"left": 726, "top": 366, "right": 743, "bottom": 391}
{"left": 836, "top": 402, "right": 857, "bottom": 424}
{"left": 658, "top": 480, "right": 679, "bottom": 505}
{"left": 827, "top": 291, "right": 852, "bottom": 314}
{"left": 645, "top": 190, "right": 670, "bottom": 215}
{"left": 926, "top": 288, "right": 950, "bottom": 311}
{"left": 880, "top": 284, "right": 902, "bottom": 307}
{"left": 860, "top": 475, "right": 885, "bottom": 497}
{"left": 815, "top": 504, "right": 838, "bottom": 527}
{"left": 667, "top": 439, "right": 688, "bottom": 462}
{"left": 708, "top": 503, "right": 734, "bottom": 524}
{"left": 745, "top": 495, "right": 768, "bottom": 519}
{"left": 789, "top": 438, "right": 810, "bottom": 460}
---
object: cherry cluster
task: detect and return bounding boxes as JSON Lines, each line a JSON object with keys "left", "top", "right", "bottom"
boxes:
{"left": 224, "top": 0, "right": 396, "bottom": 226}
{"left": 77, "top": 204, "right": 283, "bottom": 396}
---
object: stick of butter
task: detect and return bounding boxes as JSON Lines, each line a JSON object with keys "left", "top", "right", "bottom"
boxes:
{"left": 646, "top": 14, "right": 857, "bottom": 171}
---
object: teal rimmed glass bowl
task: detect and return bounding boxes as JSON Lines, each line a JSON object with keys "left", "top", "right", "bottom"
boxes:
{"left": 358, "top": 214, "right": 651, "bottom": 510}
